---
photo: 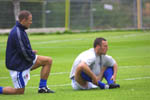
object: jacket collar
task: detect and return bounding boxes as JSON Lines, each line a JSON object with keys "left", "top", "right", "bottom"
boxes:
{"left": 16, "top": 21, "right": 28, "bottom": 30}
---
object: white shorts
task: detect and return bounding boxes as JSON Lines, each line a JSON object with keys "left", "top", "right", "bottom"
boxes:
{"left": 71, "top": 78, "right": 98, "bottom": 90}
{"left": 9, "top": 55, "right": 38, "bottom": 89}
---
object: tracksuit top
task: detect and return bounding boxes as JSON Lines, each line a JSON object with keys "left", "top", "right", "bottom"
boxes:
{"left": 6, "top": 21, "right": 36, "bottom": 72}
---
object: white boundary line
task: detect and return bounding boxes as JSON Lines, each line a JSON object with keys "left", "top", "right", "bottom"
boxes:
{"left": 31, "top": 32, "right": 150, "bottom": 45}
{"left": 123, "top": 76, "right": 150, "bottom": 80}
{"left": 119, "top": 65, "right": 150, "bottom": 69}
{"left": 32, "top": 72, "right": 69, "bottom": 77}
{"left": 26, "top": 76, "right": 150, "bottom": 88}
{"left": 0, "top": 72, "right": 70, "bottom": 79}
{"left": 0, "top": 65, "right": 150, "bottom": 79}
{"left": 32, "top": 38, "right": 83, "bottom": 44}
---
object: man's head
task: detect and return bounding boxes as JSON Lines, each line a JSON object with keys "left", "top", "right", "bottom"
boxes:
{"left": 18, "top": 10, "right": 32, "bottom": 28}
{"left": 93, "top": 37, "right": 108, "bottom": 55}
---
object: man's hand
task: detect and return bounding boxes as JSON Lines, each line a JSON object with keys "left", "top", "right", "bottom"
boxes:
{"left": 111, "top": 75, "right": 116, "bottom": 83}
{"left": 111, "top": 63, "right": 118, "bottom": 83}
{"left": 32, "top": 50, "right": 38, "bottom": 54}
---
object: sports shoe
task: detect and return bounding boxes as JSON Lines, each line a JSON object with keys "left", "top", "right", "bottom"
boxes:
{"left": 109, "top": 83, "right": 120, "bottom": 89}
{"left": 38, "top": 87, "right": 55, "bottom": 93}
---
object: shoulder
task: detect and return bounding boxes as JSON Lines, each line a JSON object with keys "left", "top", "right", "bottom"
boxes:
{"left": 79, "top": 48, "right": 96, "bottom": 62}
{"left": 103, "top": 55, "right": 113, "bottom": 59}
{"left": 102, "top": 55, "right": 116, "bottom": 65}
{"left": 82, "top": 48, "right": 96, "bottom": 58}
{"left": 10, "top": 26, "right": 18, "bottom": 35}
{"left": 79, "top": 49, "right": 96, "bottom": 66}
{"left": 102, "top": 55, "right": 115, "bottom": 62}
{"left": 8, "top": 26, "right": 17, "bottom": 39}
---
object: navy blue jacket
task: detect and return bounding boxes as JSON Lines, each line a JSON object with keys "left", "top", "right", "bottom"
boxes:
{"left": 6, "top": 21, "right": 36, "bottom": 72}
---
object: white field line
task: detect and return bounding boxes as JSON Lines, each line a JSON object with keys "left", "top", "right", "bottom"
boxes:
{"left": 107, "top": 33, "right": 150, "bottom": 40}
{"left": 25, "top": 65, "right": 150, "bottom": 77}
{"left": 0, "top": 72, "right": 70, "bottom": 79}
{"left": 0, "top": 65, "right": 150, "bottom": 79}
{"left": 35, "top": 46, "right": 89, "bottom": 49}
{"left": 27, "top": 84, "right": 71, "bottom": 89}
{"left": 26, "top": 76, "right": 150, "bottom": 88}
{"left": 123, "top": 76, "right": 150, "bottom": 80}
{"left": 0, "top": 32, "right": 149, "bottom": 50}
{"left": 31, "top": 32, "right": 150, "bottom": 45}
{"left": 32, "top": 72, "right": 69, "bottom": 77}
{"left": 118, "top": 65, "right": 150, "bottom": 69}
{"left": 0, "top": 77, "right": 9, "bottom": 79}
{"left": 32, "top": 38, "right": 83, "bottom": 44}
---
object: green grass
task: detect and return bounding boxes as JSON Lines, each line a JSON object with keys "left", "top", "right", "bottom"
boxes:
{"left": 0, "top": 30, "right": 150, "bottom": 100}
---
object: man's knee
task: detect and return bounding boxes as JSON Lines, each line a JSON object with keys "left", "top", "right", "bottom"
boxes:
{"left": 75, "top": 66, "right": 84, "bottom": 79}
{"left": 47, "top": 57, "right": 52, "bottom": 65}
{"left": 3, "top": 87, "right": 25, "bottom": 94}
{"left": 16, "top": 89, "right": 24, "bottom": 94}
{"left": 12, "top": 88, "right": 25, "bottom": 94}
{"left": 76, "top": 65, "right": 84, "bottom": 72}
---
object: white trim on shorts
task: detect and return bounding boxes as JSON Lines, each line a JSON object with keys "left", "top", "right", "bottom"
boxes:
{"left": 71, "top": 78, "right": 98, "bottom": 90}
{"left": 9, "top": 55, "right": 38, "bottom": 89}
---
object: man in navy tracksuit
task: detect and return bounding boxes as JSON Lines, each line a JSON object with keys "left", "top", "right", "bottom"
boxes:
{"left": 0, "top": 10, "right": 54, "bottom": 94}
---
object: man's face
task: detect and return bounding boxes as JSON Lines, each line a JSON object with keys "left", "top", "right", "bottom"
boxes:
{"left": 98, "top": 40, "right": 108, "bottom": 55}
{"left": 22, "top": 15, "right": 32, "bottom": 28}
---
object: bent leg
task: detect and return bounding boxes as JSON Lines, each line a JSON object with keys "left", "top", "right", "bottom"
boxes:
{"left": 80, "top": 71, "right": 92, "bottom": 82}
{"left": 31, "top": 55, "right": 53, "bottom": 80}
{"left": 75, "top": 66, "right": 88, "bottom": 88}
{"left": 1, "top": 87, "right": 24, "bottom": 94}
{"left": 3, "top": 69, "right": 29, "bottom": 95}
{"left": 31, "top": 55, "right": 54, "bottom": 93}
{"left": 80, "top": 71, "right": 107, "bottom": 89}
{"left": 104, "top": 67, "right": 114, "bottom": 84}
{"left": 75, "top": 63, "right": 107, "bottom": 89}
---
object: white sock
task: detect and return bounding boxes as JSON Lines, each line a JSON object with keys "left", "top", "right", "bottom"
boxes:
{"left": 105, "top": 84, "right": 109, "bottom": 89}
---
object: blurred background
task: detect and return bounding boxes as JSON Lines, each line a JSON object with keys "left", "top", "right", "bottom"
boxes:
{"left": 0, "top": 0, "right": 150, "bottom": 32}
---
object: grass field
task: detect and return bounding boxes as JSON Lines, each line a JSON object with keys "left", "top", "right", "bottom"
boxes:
{"left": 0, "top": 30, "right": 150, "bottom": 100}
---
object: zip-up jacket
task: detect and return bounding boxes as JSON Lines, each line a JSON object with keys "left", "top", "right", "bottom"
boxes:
{"left": 6, "top": 21, "right": 36, "bottom": 71}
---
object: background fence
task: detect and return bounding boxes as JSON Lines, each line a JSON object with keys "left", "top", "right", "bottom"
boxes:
{"left": 0, "top": 0, "right": 150, "bottom": 31}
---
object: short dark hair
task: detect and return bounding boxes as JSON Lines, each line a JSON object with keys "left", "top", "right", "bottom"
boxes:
{"left": 93, "top": 37, "right": 107, "bottom": 48}
{"left": 18, "top": 10, "right": 32, "bottom": 22}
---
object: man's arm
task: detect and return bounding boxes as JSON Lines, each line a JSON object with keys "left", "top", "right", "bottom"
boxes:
{"left": 111, "top": 63, "right": 118, "bottom": 83}
{"left": 97, "top": 66, "right": 107, "bottom": 81}
{"left": 16, "top": 27, "right": 35, "bottom": 62}
{"left": 104, "top": 55, "right": 118, "bottom": 83}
